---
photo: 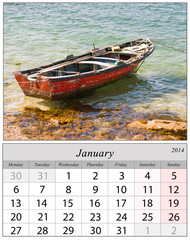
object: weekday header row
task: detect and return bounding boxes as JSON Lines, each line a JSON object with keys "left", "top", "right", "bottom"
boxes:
{"left": 3, "top": 161, "right": 186, "bottom": 169}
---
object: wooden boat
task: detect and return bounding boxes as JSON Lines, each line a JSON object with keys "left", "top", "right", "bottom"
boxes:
{"left": 13, "top": 38, "right": 154, "bottom": 100}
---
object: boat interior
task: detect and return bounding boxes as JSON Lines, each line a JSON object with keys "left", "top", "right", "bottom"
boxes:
{"left": 26, "top": 39, "right": 153, "bottom": 81}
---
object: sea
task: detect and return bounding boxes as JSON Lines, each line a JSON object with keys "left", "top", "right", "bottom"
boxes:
{"left": 4, "top": 2, "right": 187, "bottom": 121}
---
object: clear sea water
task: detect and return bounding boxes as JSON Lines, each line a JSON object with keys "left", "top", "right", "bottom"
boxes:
{"left": 4, "top": 2, "right": 187, "bottom": 121}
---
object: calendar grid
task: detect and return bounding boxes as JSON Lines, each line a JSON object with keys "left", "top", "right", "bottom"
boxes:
{"left": 3, "top": 160, "right": 187, "bottom": 237}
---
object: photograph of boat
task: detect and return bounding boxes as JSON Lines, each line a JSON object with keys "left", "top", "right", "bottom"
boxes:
{"left": 4, "top": 2, "right": 187, "bottom": 140}
{"left": 14, "top": 39, "right": 154, "bottom": 100}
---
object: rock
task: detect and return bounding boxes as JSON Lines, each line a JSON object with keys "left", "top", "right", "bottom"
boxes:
{"left": 94, "top": 119, "right": 111, "bottom": 128}
{"left": 50, "top": 118, "right": 59, "bottom": 127}
{"left": 128, "top": 119, "right": 187, "bottom": 133}
{"left": 4, "top": 125, "right": 29, "bottom": 140}
{"left": 146, "top": 120, "right": 187, "bottom": 132}
{"left": 152, "top": 135, "right": 177, "bottom": 140}
{"left": 161, "top": 135, "right": 177, "bottom": 140}
{"left": 151, "top": 135, "right": 163, "bottom": 140}
{"left": 128, "top": 121, "right": 147, "bottom": 129}
{"left": 132, "top": 134, "right": 147, "bottom": 140}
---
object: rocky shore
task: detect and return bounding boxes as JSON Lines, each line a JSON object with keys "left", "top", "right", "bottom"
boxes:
{"left": 4, "top": 107, "right": 187, "bottom": 141}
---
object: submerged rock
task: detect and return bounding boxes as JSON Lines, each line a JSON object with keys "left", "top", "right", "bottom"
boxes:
{"left": 146, "top": 119, "right": 186, "bottom": 132}
{"left": 4, "top": 125, "right": 29, "bottom": 140}
{"left": 128, "top": 119, "right": 187, "bottom": 140}
{"left": 128, "top": 119, "right": 186, "bottom": 131}
{"left": 50, "top": 118, "right": 59, "bottom": 127}
{"left": 132, "top": 134, "right": 147, "bottom": 140}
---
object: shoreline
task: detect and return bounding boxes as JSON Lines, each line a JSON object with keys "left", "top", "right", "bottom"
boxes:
{"left": 3, "top": 107, "right": 187, "bottom": 141}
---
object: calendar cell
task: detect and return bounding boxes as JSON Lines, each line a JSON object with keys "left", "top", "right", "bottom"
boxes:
{"left": 3, "top": 196, "right": 28, "bottom": 209}
{"left": 56, "top": 196, "right": 81, "bottom": 210}
{"left": 3, "top": 169, "right": 28, "bottom": 183}
{"left": 135, "top": 210, "right": 160, "bottom": 223}
{"left": 29, "top": 223, "right": 55, "bottom": 236}
{"left": 82, "top": 197, "right": 107, "bottom": 210}
{"left": 109, "top": 182, "right": 134, "bottom": 196}
{"left": 109, "top": 169, "right": 134, "bottom": 183}
{"left": 56, "top": 223, "right": 81, "bottom": 236}
{"left": 56, "top": 209, "right": 81, "bottom": 223}
{"left": 29, "top": 169, "right": 55, "bottom": 183}
{"left": 161, "top": 196, "right": 186, "bottom": 210}
{"left": 82, "top": 209, "right": 107, "bottom": 223}
{"left": 161, "top": 182, "right": 186, "bottom": 196}
{"left": 3, "top": 209, "right": 28, "bottom": 224}
{"left": 29, "top": 196, "right": 55, "bottom": 209}
{"left": 3, "top": 223, "right": 28, "bottom": 236}
{"left": 108, "top": 209, "right": 134, "bottom": 223}
{"left": 29, "top": 183, "right": 55, "bottom": 196}
{"left": 3, "top": 183, "right": 28, "bottom": 196}
{"left": 109, "top": 196, "right": 134, "bottom": 209}
{"left": 135, "top": 196, "right": 160, "bottom": 210}
{"left": 109, "top": 223, "right": 134, "bottom": 236}
{"left": 135, "top": 182, "right": 160, "bottom": 195}
{"left": 56, "top": 169, "right": 81, "bottom": 182}
{"left": 161, "top": 210, "right": 186, "bottom": 224}
{"left": 135, "top": 224, "right": 160, "bottom": 236}
{"left": 161, "top": 224, "right": 186, "bottom": 236}
{"left": 82, "top": 170, "right": 108, "bottom": 182}
{"left": 56, "top": 182, "right": 81, "bottom": 196}
{"left": 161, "top": 169, "right": 186, "bottom": 182}
{"left": 29, "top": 210, "right": 55, "bottom": 223}
{"left": 82, "top": 223, "right": 107, "bottom": 236}
{"left": 82, "top": 182, "right": 108, "bottom": 196}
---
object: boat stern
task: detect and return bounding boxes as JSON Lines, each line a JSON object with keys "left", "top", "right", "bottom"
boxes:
{"left": 13, "top": 71, "right": 53, "bottom": 100}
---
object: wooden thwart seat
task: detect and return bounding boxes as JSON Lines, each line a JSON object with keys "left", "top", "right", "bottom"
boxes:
{"left": 79, "top": 60, "right": 115, "bottom": 68}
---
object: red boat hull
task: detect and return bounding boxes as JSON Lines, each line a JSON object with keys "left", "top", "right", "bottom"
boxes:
{"left": 15, "top": 61, "right": 140, "bottom": 100}
{"left": 14, "top": 73, "right": 52, "bottom": 99}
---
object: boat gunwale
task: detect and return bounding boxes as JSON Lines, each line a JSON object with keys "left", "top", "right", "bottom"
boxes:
{"left": 13, "top": 38, "right": 154, "bottom": 75}
{"left": 40, "top": 51, "right": 153, "bottom": 82}
{"left": 14, "top": 52, "right": 153, "bottom": 83}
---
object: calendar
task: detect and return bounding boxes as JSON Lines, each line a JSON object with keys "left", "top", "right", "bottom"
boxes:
{"left": 2, "top": 143, "right": 187, "bottom": 237}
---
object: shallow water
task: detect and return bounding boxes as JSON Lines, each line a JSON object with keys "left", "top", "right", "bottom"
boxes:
{"left": 4, "top": 2, "right": 187, "bottom": 121}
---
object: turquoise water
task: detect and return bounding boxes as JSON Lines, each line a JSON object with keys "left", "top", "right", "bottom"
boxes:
{"left": 4, "top": 2, "right": 187, "bottom": 121}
